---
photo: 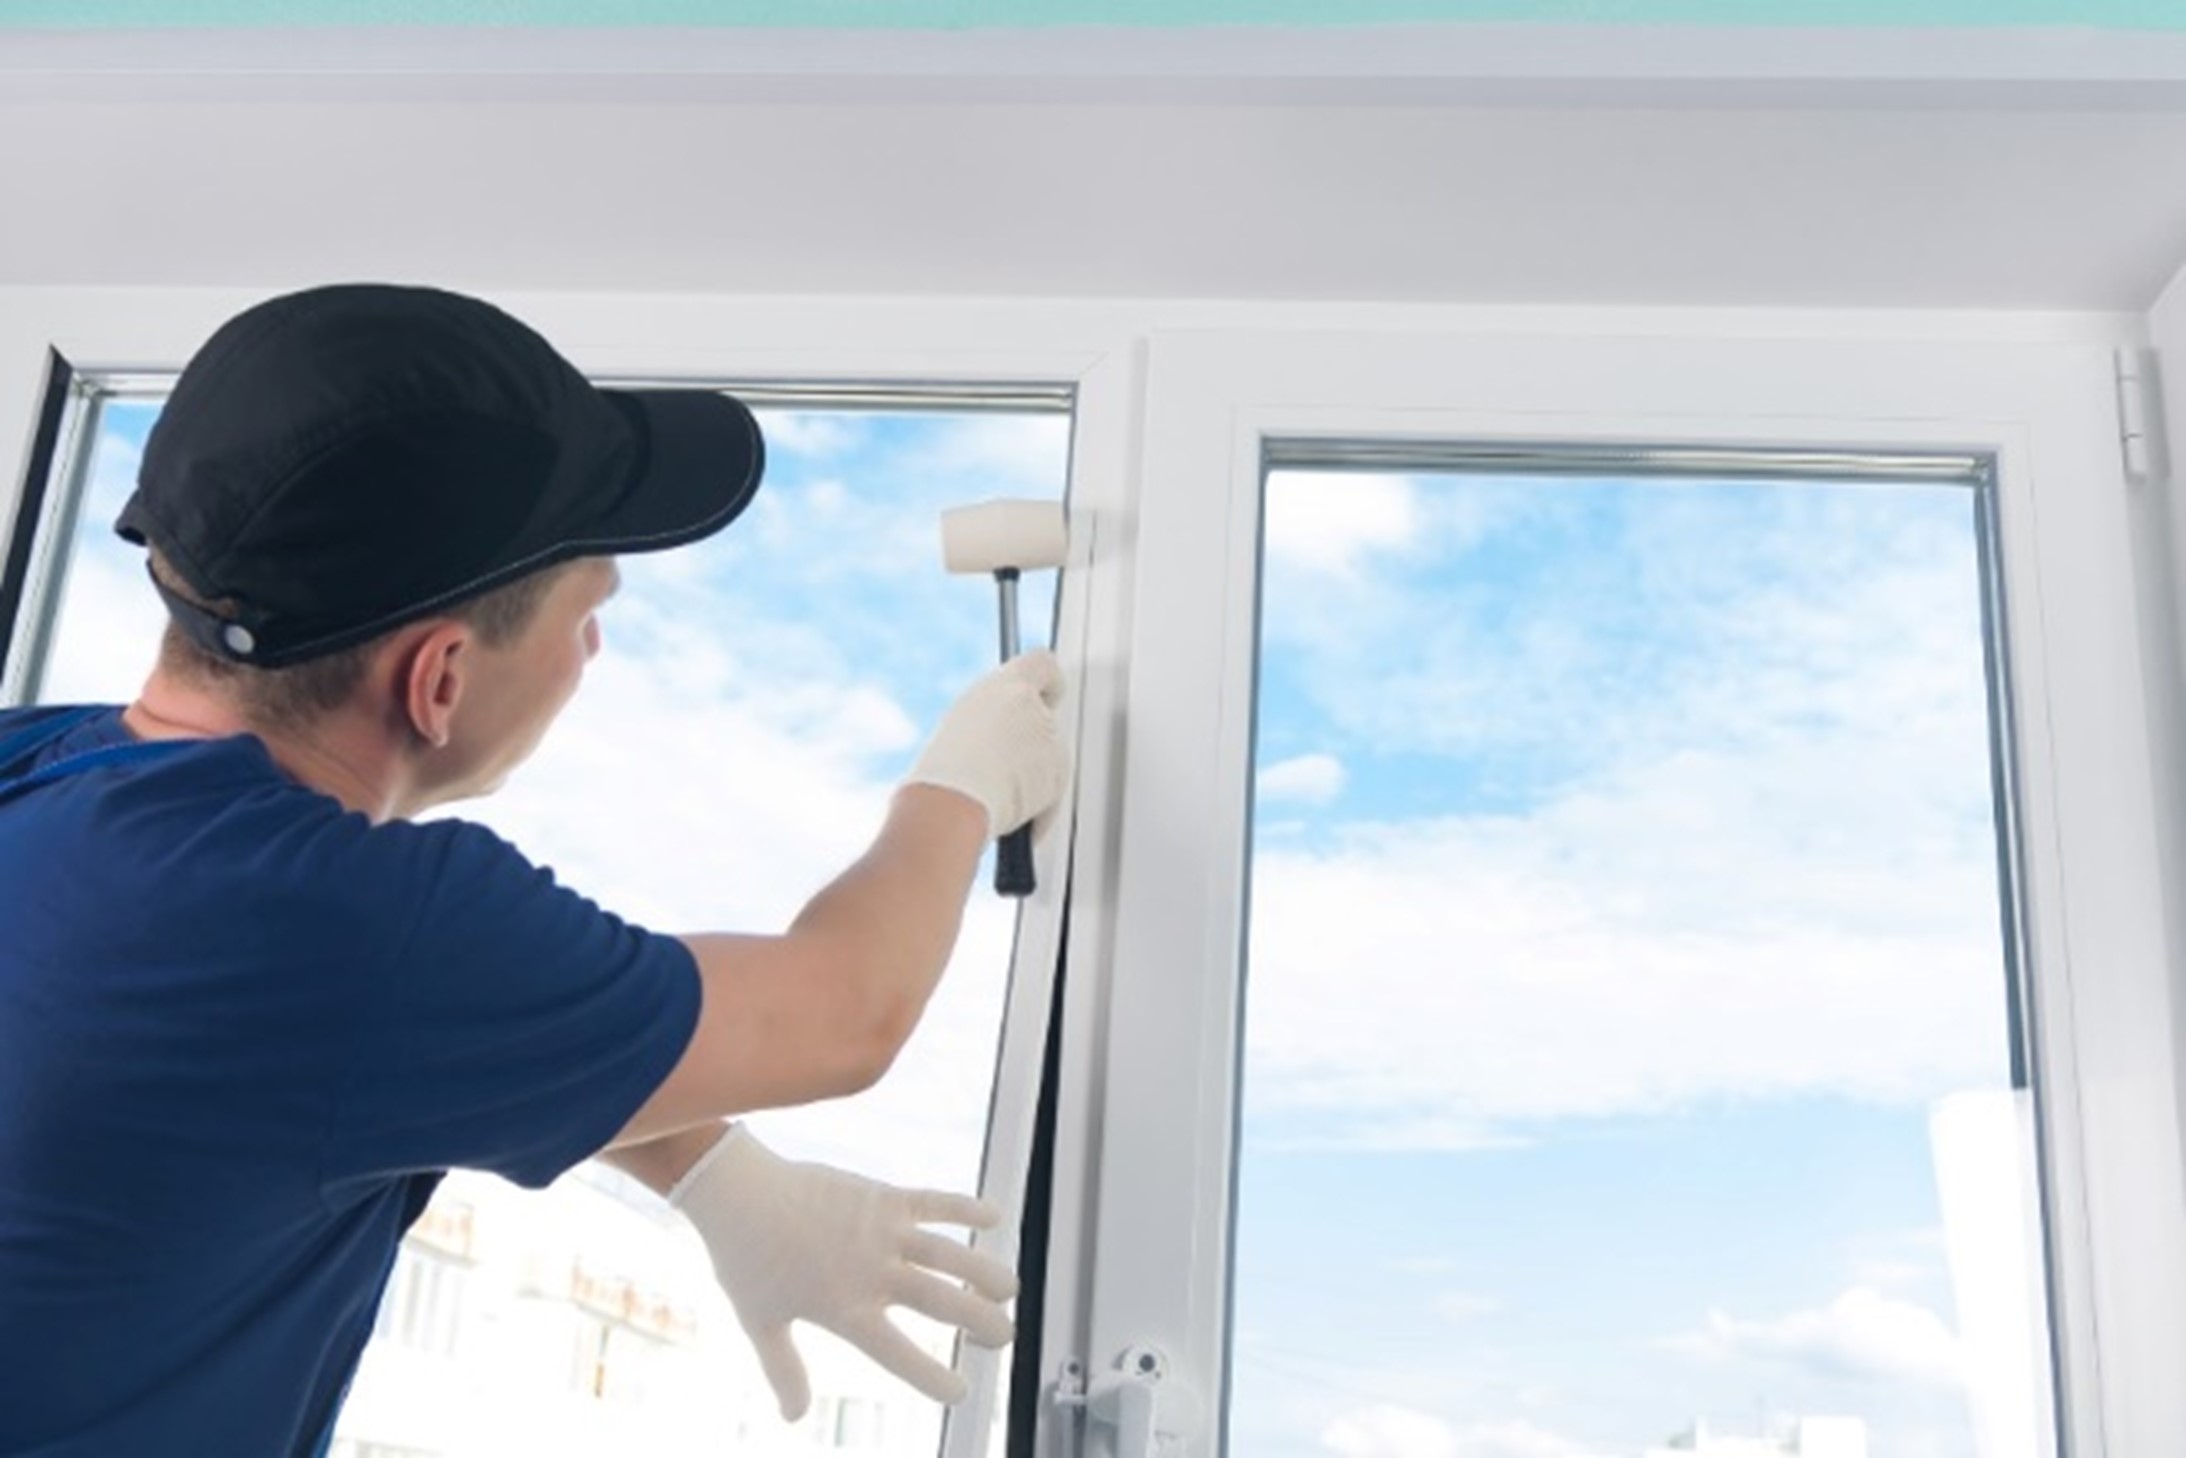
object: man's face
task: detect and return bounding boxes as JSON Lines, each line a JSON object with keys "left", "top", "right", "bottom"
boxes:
{"left": 430, "top": 557, "right": 618, "bottom": 804}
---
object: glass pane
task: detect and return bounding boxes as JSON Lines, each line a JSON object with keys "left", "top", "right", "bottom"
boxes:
{"left": 35, "top": 400, "right": 167, "bottom": 705}
{"left": 1233, "top": 467, "right": 2053, "bottom": 1458}
{"left": 30, "top": 395, "right": 1069, "bottom": 1458}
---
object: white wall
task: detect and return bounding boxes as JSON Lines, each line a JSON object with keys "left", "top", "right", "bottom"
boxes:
{"left": 2150, "top": 261, "right": 2186, "bottom": 658}
{"left": 2149, "top": 262, "right": 2186, "bottom": 1204}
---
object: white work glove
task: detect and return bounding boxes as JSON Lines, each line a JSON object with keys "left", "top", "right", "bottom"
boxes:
{"left": 669, "top": 1125, "right": 1019, "bottom": 1422}
{"left": 905, "top": 650, "right": 1068, "bottom": 837}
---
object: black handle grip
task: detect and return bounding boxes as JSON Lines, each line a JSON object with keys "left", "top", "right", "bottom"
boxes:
{"left": 995, "top": 823, "right": 1036, "bottom": 897}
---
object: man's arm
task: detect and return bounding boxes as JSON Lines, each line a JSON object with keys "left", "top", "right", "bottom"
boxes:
{"left": 601, "top": 1120, "right": 729, "bottom": 1193}
{"left": 611, "top": 652, "right": 1064, "bottom": 1147}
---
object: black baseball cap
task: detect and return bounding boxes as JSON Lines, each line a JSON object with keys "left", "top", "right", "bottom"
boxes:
{"left": 117, "top": 283, "right": 765, "bottom": 668}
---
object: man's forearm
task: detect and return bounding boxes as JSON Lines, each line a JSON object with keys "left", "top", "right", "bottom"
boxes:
{"left": 602, "top": 1120, "right": 732, "bottom": 1195}
{"left": 786, "top": 782, "right": 989, "bottom": 1036}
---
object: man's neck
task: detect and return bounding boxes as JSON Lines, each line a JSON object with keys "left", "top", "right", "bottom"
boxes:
{"left": 124, "top": 674, "right": 411, "bottom": 823}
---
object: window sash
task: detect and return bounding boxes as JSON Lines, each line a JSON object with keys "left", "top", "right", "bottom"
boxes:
{"left": 0, "top": 303, "right": 1139, "bottom": 1458}
{"left": 1077, "top": 328, "right": 2186, "bottom": 1457}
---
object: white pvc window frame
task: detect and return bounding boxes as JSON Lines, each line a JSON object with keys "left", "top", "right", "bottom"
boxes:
{"left": 1068, "top": 328, "right": 2186, "bottom": 1457}
{"left": 4, "top": 295, "right": 2185, "bottom": 1457}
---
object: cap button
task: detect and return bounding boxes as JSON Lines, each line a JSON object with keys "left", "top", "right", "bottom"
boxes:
{"left": 222, "top": 623, "right": 256, "bottom": 658}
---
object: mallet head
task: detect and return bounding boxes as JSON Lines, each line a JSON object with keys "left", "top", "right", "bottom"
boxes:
{"left": 941, "top": 499, "right": 1068, "bottom": 578}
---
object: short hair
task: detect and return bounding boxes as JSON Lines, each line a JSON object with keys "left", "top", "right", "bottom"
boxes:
{"left": 149, "top": 549, "right": 572, "bottom": 732}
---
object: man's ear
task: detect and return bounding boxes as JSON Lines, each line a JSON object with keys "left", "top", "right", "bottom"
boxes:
{"left": 398, "top": 621, "right": 474, "bottom": 750}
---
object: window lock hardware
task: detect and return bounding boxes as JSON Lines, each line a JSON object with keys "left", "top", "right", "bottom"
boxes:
{"left": 1053, "top": 1344, "right": 1199, "bottom": 1457}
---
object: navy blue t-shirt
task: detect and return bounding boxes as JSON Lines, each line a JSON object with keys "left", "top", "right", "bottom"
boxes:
{"left": 0, "top": 705, "right": 702, "bottom": 1455}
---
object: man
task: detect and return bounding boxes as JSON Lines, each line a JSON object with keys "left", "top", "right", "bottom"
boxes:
{"left": 0, "top": 284, "right": 1069, "bottom": 1455}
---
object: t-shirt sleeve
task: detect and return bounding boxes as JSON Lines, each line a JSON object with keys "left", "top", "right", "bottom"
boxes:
{"left": 319, "top": 818, "right": 701, "bottom": 1197}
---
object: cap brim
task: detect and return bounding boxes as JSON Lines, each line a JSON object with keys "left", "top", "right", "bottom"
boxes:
{"left": 581, "top": 388, "right": 765, "bottom": 554}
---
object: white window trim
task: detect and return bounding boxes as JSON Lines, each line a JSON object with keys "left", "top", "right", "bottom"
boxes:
{"left": 1069, "top": 327, "right": 2186, "bottom": 1457}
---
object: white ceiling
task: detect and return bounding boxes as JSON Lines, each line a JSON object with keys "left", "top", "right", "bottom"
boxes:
{"left": 5, "top": 26, "right": 2186, "bottom": 310}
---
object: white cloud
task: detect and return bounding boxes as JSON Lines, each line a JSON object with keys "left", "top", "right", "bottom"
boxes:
{"left": 1435, "top": 1292, "right": 1502, "bottom": 1323}
{"left": 39, "top": 534, "right": 163, "bottom": 704}
{"left": 1241, "top": 734, "right": 2011, "bottom": 1144}
{"left": 1852, "top": 1258, "right": 1934, "bottom": 1295}
{"left": 1253, "top": 1112, "right": 1524, "bottom": 1154}
{"left": 1260, "top": 752, "right": 1348, "bottom": 806}
{"left": 1322, "top": 1407, "right": 1609, "bottom": 1458}
{"left": 1450, "top": 1423, "right": 1614, "bottom": 1458}
{"left": 1667, "top": 1287, "right": 1965, "bottom": 1392}
{"left": 37, "top": 425, "right": 160, "bottom": 704}
{"left": 1326, "top": 1406, "right": 1457, "bottom": 1458}
{"left": 913, "top": 413, "right": 1073, "bottom": 494}
{"left": 1266, "top": 473, "right": 1420, "bottom": 576}
{"left": 751, "top": 410, "right": 866, "bottom": 459}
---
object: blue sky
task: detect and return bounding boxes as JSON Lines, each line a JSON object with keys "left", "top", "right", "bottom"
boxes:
{"left": 1235, "top": 469, "right": 2043, "bottom": 1457}
{"left": 39, "top": 400, "right": 2045, "bottom": 1457}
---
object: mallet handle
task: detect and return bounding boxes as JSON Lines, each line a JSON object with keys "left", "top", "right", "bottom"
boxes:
{"left": 994, "top": 568, "right": 1022, "bottom": 661}
{"left": 995, "top": 823, "right": 1036, "bottom": 898}
{"left": 993, "top": 568, "right": 1035, "bottom": 898}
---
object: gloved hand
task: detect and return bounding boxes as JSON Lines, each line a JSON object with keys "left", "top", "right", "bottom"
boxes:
{"left": 669, "top": 1124, "right": 1019, "bottom": 1422}
{"left": 905, "top": 650, "right": 1068, "bottom": 837}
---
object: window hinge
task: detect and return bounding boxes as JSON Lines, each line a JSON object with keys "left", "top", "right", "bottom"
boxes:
{"left": 1053, "top": 1346, "right": 1200, "bottom": 1457}
{"left": 2114, "top": 346, "right": 2168, "bottom": 487}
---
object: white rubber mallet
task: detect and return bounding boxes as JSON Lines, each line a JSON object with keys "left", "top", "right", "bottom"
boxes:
{"left": 941, "top": 498, "right": 1069, "bottom": 897}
